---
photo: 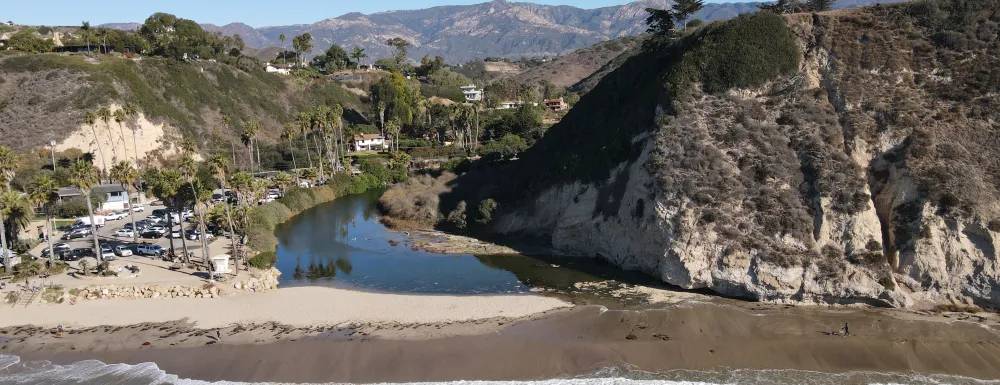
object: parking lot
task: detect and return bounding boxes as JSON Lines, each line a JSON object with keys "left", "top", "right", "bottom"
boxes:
{"left": 35, "top": 202, "right": 217, "bottom": 261}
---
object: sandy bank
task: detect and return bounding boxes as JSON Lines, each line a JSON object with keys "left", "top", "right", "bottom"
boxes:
{"left": 8, "top": 302, "right": 1000, "bottom": 383}
{"left": 0, "top": 286, "right": 571, "bottom": 329}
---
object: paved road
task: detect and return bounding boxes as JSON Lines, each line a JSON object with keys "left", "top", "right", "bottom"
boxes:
{"left": 38, "top": 203, "right": 213, "bottom": 259}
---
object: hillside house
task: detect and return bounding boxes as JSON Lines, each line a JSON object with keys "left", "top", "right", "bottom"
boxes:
{"left": 351, "top": 134, "right": 386, "bottom": 152}
{"left": 265, "top": 62, "right": 293, "bottom": 75}
{"left": 0, "top": 32, "right": 11, "bottom": 47}
{"left": 544, "top": 98, "right": 567, "bottom": 111}
{"left": 57, "top": 184, "right": 130, "bottom": 212}
{"left": 460, "top": 85, "right": 483, "bottom": 102}
{"left": 497, "top": 101, "right": 538, "bottom": 109}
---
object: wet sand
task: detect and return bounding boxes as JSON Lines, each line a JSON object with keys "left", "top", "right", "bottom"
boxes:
{"left": 8, "top": 302, "right": 1000, "bottom": 383}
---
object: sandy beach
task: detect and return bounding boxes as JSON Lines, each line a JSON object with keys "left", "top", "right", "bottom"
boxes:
{"left": 0, "top": 286, "right": 571, "bottom": 330}
{"left": 5, "top": 299, "right": 1000, "bottom": 383}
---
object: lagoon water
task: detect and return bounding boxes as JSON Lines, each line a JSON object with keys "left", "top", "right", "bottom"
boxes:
{"left": 272, "top": 189, "right": 640, "bottom": 294}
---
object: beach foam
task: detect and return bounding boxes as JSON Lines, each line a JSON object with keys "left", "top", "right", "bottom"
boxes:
{"left": 3, "top": 355, "right": 1000, "bottom": 385}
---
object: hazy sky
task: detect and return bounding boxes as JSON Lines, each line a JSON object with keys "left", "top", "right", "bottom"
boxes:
{"left": 4, "top": 0, "right": 734, "bottom": 28}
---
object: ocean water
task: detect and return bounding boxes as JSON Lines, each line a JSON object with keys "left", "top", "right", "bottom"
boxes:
{"left": 2, "top": 355, "right": 998, "bottom": 385}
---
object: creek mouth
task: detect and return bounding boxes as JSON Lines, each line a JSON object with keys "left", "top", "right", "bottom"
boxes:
{"left": 273, "top": 189, "right": 667, "bottom": 305}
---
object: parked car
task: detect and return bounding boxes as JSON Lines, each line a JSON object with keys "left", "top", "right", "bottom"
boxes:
{"left": 100, "top": 245, "right": 116, "bottom": 261}
{"left": 41, "top": 243, "right": 71, "bottom": 257}
{"left": 105, "top": 211, "right": 127, "bottom": 221}
{"left": 62, "top": 228, "right": 91, "bottom": 240}
{"left": 115, "top": 228, "right": 135, "bottom": 238}
{"left": 186, "top": 229, "right": 214, "bottom": 241}
{"left": 140, "top": 230, "right": 163, "bottom": 239}
{"left": 132, "top": 204, "right": 145, "bottom": 212}
{"left": 136, "top": 243, "right": 164, "bottom": 257}
{"left": 148, "top": 225, "right": 166, "bottom": 234}
{"left": 181, "top": 209, "right": 194, "bottom": 219}
{"left": 62, "top": 248, "right": 94, "bottom": 261}
{"left": 114, "top": 245, "right": 133, "bottom": 257}
{"left": 167, "top": 229, "right": 182, "bottom": 239}
{"left": 211, "top": 193, "right": 226, "bottom": 203}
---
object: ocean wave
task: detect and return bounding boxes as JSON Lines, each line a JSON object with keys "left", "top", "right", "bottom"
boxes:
{"left": 2, "top": 355, "right": 999, "bottom": 385}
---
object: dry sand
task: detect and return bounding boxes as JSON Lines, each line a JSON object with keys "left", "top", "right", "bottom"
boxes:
{"left": 0, "top": 286, "right": 571, "bottom": 329}
{"left": 7, "top": 302, "right": 1000, "bottom": 383}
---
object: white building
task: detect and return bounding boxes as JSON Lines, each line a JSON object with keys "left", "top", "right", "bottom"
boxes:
{"left": 57, "top": 184, "right": 130, "bottom": 212}
{"left": 265, "top": 62, "right": 293, "bottom": 75}
{"left": 460, "top": 85, "right": 483, "bottom": 102}
{"left": 497, "top": 101, "right": 538, "bottom": 109}
{"left": 350, "top": 134, "right": 386, "bottom": 152}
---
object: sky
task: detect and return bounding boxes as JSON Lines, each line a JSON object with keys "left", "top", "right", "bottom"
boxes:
{"left": 0, "top": 0, "right": 724, "bottom": 28}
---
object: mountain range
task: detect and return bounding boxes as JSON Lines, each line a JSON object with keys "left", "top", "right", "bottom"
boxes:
{"left": 103, "top": 0, "right": 899, "bottom": 63}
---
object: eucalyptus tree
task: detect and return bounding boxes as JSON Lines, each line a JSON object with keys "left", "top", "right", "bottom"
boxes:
{"left": 68, "top": 160, "right": 103, "bottom": 263}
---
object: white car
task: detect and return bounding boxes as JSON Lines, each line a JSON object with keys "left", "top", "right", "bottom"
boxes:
{"left": 115, "top": 228, "right": 135, "bottom": 238}
{"left": 181, "top": 209, "right": 194, "bottom": 219}
{"left": 137, "top": 243, "right": 164, "bottom": 257}
{"left": 132, "top": 204, "right": 145, "bottom": 212}
{"left": 105, "top": 211, "right": 127, "bottom": 221}
{"left": 100, "top": 246, "right": 116, "bottom": 261}
{"left": 114, "top": 245, "right": 133, "bottom": 257}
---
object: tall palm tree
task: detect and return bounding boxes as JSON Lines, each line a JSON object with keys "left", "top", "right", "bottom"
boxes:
{"left": 122, "top": 102, "right": 140, "bottom": 169}
{"left": 0, "top": 146, "right": 16, "bottom": 191}
{"left": 83, "top": 110, "right": 108, "bottom": 183}
{"left": 179, "top": 156, "right": 202, "bottom": 267}
{"left": 312, "top": 107, "right": 330, "bottom": 179}
{"left": 0, "top": 191, "right": 31, "bottom": 272}
{"left": 229, "top": 171, "right": 255, "bottom": 271}
{"left": 110, "top": 160, "right": 139, "bottom": 243}
{"left": 208, "top": 156, "right": 240, "bottom": 276}
{"left": 330, "top": 104, "right": 345, "bottom": 172}
{"left": 351, "top": 46, "right": 367, "bottom": 69}
{"left": 80, "top": 21, "right": 92, "bottom": 56}
{"left": 148, "top": 168, "right": 183, "bottom": 258}
{"left": 279, "top": 34, "right": 286, "bottom": 51}
{"left": 221, "top": 114, "right": 239, "bottom": 166}
{"left": 241, "top": 120, "right": 259, "bottom": 173}
{"left": 97, "top": 106, "right": 118, "bottom": 161}
{"left": 472, "top": 101, "right": 481, "bottom": 149}
{"left": 27, "top": 175, "right": 58, "bottom": 262}
{"left": 281, "top": 123, "right": 298, "bottom": 176}
{"left": 386, "top": 119, "right": 401, "bottom": 153}
{"left": 113, "top": 109, "right": 128, "bottom": 161}
{"left": 68, "top": 160, "right": 102, "bottom": 264}
{"left": 296, "top": 112, "right": 314, "bottom": 169}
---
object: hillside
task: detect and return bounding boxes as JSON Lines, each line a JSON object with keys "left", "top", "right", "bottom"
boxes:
{"left": 384, "top": 0, "right": 1000, "bottom": 309}
{"left": 512, "top": 36, "right": 643, "bottom": 89}
{"left": 0, "top": 54, "right": 361, "bottom": 166}
{"left": 101, "top": 0, "right": 890, "bottom": 63}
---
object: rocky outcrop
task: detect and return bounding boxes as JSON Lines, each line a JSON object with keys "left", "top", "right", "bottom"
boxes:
{"left": 40, "top": 268, "right": 282, "bottom": 304}
{"left": 490, "top": 3, "right": 1000, "bottom": 309}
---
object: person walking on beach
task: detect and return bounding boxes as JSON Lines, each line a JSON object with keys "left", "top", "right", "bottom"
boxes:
{"left": 216, "top": 329, "right": 222, "bottom": 341}
{"left": 56, "top": 324, "right": 64, "bottom": 338}
{"left": 842, "top": 322, "right": 850, "bottom": 337}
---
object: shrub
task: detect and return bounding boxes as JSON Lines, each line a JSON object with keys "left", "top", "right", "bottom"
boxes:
{"left": 246, "top": 227, "right": 278, "bottom": 253}
{"left": 247, "top": 251, "right": 278, "bottom": 269}
{"left": 249, "top": 202, "right": 292, "bottom": 231}
{"left": 408, "top": 146, "right": 467, "bottom": 159}
{"left": 379, "top": 173, "right": 456, "bottom": 226}
{"left": 279, "top": 187, "right": 317, "bottom": 212}
{"left": 475, "top": 199, "right": 499, "bottom": 227}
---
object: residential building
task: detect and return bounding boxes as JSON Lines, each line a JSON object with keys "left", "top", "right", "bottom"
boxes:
{"left": 265, "top": 62, "right": 293, "bottom": 75}
{"left": 351, "top": 134, "right": 386, "bottom": 152}
{"left": 497, "top": 101, "right": 538, "bottom": 110}
{"left": 544, "top": 98, "right": 567, "bottom": 111}
{"left": 57, "top": 184, "right": 130, "bottom": 212}
{"left": 460, "top": 85, "right": 483, "bottom": 102}
{"left": 0, "top": 32, "right": 10, "bottom": 48}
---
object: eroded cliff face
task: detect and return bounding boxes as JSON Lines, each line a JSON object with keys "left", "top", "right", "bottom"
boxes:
{"left": 493, "top": 3, "right": 1000, "bottom": 308}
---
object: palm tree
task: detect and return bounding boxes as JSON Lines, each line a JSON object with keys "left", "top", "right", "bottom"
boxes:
{"left": 0, "top": 146, "right": 16, "bottom": 191}
{"left": 296, "top": 112, "right": 314, "bottom": 169}
{"left": 179, "top": 156, "right": 203, "bottom": 267}
{"left": 97, "top": 106, "right": 118, "bottom": 161}
{"left": 330, "top": 104, "right": 345, "bottom": 172}
{"left": 80, "top": 21, "right": 92, "bottom": 56}
{"left": 351, "top": 46, "right": 367, "bottom": 69}
{"left": 83, "top": 110, "right": 108, "bottom": 183}
{"left": 472, "top": 101, "right": 481, "bottom": 149}
{"left": 27, "top": 175, "right": 58, "bottom": 262}
{"left": 241, "top": 120, "right": 259, "bottom": 173}
{"left": 386, "top": 119, "right": 401, "bottom": 153}
{"left": 148, "top": 168, "right": 183, "bottom": 258}
{"left": 122, "top": 102, "right": 140, "bottom": 168}
{"left": 221, "top": 114, "right": 239, "bottom": 167}
{"left": 110, "top": 161, "right": 139, "bottom": 243}
{"left": 208, "top": 155, "right": 240, "bottom": 276}
{"left": 272, "top": 172, "right": 293, "bottom": 196}
{"left": 312, "top": 107, "right": 330, "bottom": 180}
{"left": 113, "top": 109, "right": 128, "bottom": 161}
{"left": 68, "top": 160, "right": 102, "bottom": 264}
{"left": 281, "top": 123, "right": 298, "bottom": 177}
{"left": 0, "top": 191, "right": 31, "bottom": 273}
{"left": 279, "top": 34, "right": 287, "bottom": 52}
